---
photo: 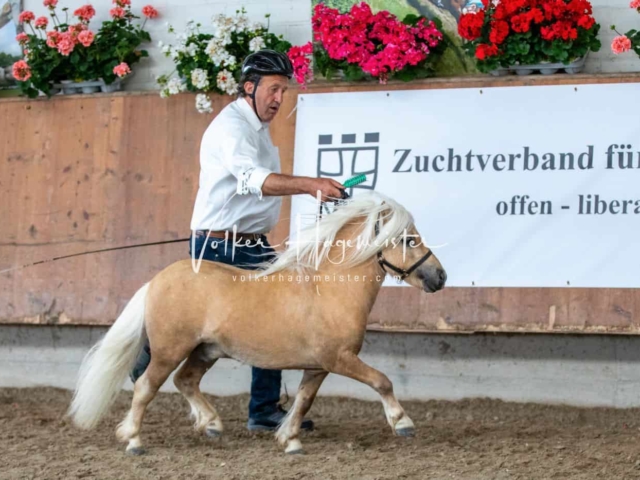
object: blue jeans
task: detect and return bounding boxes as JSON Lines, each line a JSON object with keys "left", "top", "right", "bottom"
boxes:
{"left": 130, "top": 234, "right": 282, "bottom": 420}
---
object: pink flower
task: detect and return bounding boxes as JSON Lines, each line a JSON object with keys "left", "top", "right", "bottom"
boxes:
{"left": 113, "top": 62, "right": 131, "bottom": 77}
{"left": 611, "top": 35, "right": 632, "bottom": 54}
{"left": 631, "top": 0, "right": 640, "bottom": 8}
{"left": 57, "top": 32, "right": 76, "bottom": 56}
{"left": 43, "top": 0, "right": 58, "bottom": 7}
{"left": 78, "top": 30, "right": 95, "bottom": 47}
{"left": 46, "top": 30, "right": 61, "bottom": 47}
{"left": 110, "top": 7, "right": 126, "bottom": 18}
{"left": 74, "top": 5, "right": 96, "bottom": 22}
{"left": 142, "top": 5, "right": 159, "bottom": 18}
{"left": 68, "top": 23, "right": 88, "bottom": 34}
{"left": 34, "top": 16, "right": 48, "bottom": 29}
{"left": 18, "top": 11, "right": 35, "bottom": 23}
{"left": 12, "top": 60, "right": 31, "bottom": 82}
{"left": 15, "top": 32, "right": 29, "bottom": 44}
{"left": 288, "top": 42, "right": 314, "bottom": 88}
{"left": 113, "top": 0, "right": 131, "bottom": 5}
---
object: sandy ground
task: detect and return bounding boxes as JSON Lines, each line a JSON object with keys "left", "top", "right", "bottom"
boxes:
{"left": 2, "top": 387, "right": 640, "bottom": 480}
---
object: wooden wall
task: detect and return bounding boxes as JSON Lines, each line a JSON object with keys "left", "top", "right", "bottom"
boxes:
{"left": 1, "top": 73, "right": 639, "bottom": 333}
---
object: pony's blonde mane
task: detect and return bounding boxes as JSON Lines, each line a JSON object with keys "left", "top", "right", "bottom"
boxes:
{"left": 257, "top": 191, "right": 414, "bottom": 276}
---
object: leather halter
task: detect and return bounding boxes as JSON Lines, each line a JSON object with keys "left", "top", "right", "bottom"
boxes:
{"left": 374, "top": 219, "right": 432, "bottom": 281}
{"left": 319, "top": 194, "right": 432, "bottom": 282}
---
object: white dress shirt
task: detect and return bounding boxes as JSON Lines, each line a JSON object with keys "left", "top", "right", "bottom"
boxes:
{"left": 190, "top": 98, "right": 282, "bottom": 233}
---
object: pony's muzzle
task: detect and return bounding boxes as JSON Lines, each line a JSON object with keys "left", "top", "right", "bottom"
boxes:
{"left": 419, "top": 267, "right": 446, "bottom": 292}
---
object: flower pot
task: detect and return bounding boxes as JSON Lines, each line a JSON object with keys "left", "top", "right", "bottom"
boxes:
{"left": 56, "top": 79, "right": 109, "bottom": 95}
{"left": 99, "top": 72, "right": 134, "bottom": 93}
{"left": 489, "top": 54, "right": 588, "bottom": 76}
{"left": 81, "top": 85, "right": 100, "bottom": 94}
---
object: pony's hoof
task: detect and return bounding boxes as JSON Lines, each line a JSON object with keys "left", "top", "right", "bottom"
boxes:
{"left": 395, "top": 427, "right": 415, "bottom": 437}
{"left": 126, "top": 446, "right": 146, "bottom": 456}
{"left": 285, "top": 439, "right": 304, "bottom": 455}
{"left": 286, "top": 448, "right": 305, "bottom": 455}
{"left": 205, "top": 427, "right": 222, "bottom": 438}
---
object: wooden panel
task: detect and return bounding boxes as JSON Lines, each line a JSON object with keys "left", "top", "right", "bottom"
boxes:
{"left": 1, "top": 73, "right": 639, "bottom": 333}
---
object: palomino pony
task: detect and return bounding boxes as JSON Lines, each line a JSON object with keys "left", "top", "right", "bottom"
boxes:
{"left": 68, "top": 191, "right": 447, "bottom": 455}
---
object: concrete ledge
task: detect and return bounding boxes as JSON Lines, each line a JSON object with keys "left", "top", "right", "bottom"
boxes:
{"left": 2, "top": 325, "right": 640, "bottom": 408}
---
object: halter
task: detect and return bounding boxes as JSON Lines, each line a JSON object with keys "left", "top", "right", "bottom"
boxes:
{"left": 318, "top": 193, "right": 433, "bottom": 282}
{"left": 374, "top": 217, "right": 433, "bottom": 282}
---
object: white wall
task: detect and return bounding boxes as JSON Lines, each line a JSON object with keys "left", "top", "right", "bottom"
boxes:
{"left": 23, "top": 0, "right": 640, "bottom": 91}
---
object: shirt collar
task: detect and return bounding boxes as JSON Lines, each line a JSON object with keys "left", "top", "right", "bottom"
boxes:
{"left": 236, "top": 98, "right": 268, "bottom": 131}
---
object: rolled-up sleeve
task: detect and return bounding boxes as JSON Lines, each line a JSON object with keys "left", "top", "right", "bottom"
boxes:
{"left": 216, "top": 124, "right": 274, "bottom": 200}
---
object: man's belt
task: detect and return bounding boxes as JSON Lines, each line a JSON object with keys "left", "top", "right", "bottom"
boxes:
{"left": 194, "top": 230, "right": 265, "bottom": 243}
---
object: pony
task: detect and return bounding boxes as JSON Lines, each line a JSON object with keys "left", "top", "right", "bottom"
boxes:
{"left": 67, "top": 191, "right": 447, "bottom": 455}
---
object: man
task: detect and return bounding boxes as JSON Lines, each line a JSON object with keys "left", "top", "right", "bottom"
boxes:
{"left": 131, "top": 49, "right": 344, "bottom": 432}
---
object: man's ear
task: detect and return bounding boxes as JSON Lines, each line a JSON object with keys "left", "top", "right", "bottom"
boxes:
{"left": 244, "top": 81, "right": 255, "bottom": 96}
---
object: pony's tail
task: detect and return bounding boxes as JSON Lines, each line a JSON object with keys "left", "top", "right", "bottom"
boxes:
{"left": 68, "top": 283, "right": 150, "bottom": 430}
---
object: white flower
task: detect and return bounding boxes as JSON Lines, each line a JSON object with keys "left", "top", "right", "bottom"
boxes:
{"left": 167, "top": 77, "right": 186, "bottom": 95}
{"left": 234, "top": 13, "right": 249, "bottom": 32}
{"left": 250, "top": 21, "right": 264, "bottom": 31}
{"left": 196, "top": 93, "right": 213, "bottom": 114}
{"left": 161, "top": 44, "right": 171, "bottom": 55}
{"left": 249, "top": 36, "right": 265, "bottom": 52}
{"left": 186, "top": 43, "right": 198, "bottom": 57}
{"left": 191, "top": 68, "right": 210, "bottom": 90}
{"left": 214, "top": 29, "right": 233, "bottom": 46}
{"left": 205, "top": 39, "right": 235, "bottom": 67}
{"left": 217, "top": 70, "right": 238, "bottom": 96}
{"left": 212, "top": 13, "right": 235, "bottom": 32}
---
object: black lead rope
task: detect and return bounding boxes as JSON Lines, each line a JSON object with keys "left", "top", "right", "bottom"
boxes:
{"left": 5, "top": 190, "right": 352, "bottom": 275}
{"left": 0, "top": 237, "right": 189, "bottom": 274}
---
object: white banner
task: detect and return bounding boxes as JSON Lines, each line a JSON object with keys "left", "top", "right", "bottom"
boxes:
{"left": 290, "top": 83, "right": 640, "bottom": 288}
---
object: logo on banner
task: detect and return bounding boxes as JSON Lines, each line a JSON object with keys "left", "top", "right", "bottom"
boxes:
{"left": 317, "top": 132, "right": 379, "bottom": 196}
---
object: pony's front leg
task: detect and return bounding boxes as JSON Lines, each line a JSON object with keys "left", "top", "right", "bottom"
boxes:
{"left": 275, "top": 370, "right": 328, "bottom": 454}
{"left": 116, "top": 357, "right": 182, "bottom": 454}
{"left": 330, "top": 352, "right": 414, "bottom": 437}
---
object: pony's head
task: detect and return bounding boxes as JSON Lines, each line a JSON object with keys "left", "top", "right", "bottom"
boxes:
{"left": 374, "top": 212, "right": 447, "bottom": 292}
{"left": 260, "top": 191, "right": 447, "bottom": 293}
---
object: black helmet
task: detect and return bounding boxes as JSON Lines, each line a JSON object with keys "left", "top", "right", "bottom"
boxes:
{"left": 241, "top": 49, "right": 294, "bottom": 79}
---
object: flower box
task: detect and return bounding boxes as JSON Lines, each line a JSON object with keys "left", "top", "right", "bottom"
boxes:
{"left": 13, "top": 0, "right": 157, "bottom": 99}
{"left": 490, "top": 53, "right": 588, "bottom": 76}
{"left": 458, "top": 0, "right": 601, "bottom": 76}
{"left": 53, "top": 73, "right": 132, "bottom": 94}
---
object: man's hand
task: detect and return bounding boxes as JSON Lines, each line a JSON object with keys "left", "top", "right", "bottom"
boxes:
{"left": 305, "top": 177, "right": 345, "bottom": 202}
{"left": 260, "top": 173, "right": 345, "bottom": 200}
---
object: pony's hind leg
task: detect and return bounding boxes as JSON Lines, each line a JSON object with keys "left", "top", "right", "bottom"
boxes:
{"left": 329, "top": 352, "right": 414, "bottom": 437}
{"left": 173, "top": 344, "right": 223, "bottom": 438}
{"left": 275, "top": 370, "right": 328, "bottom": 454}
{"left": 116, "top": 355, "right": 184, "bottom": 455}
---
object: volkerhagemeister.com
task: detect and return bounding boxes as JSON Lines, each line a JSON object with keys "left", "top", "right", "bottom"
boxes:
{"left": 231, "top": 273, "right": 403, "bottom": 283}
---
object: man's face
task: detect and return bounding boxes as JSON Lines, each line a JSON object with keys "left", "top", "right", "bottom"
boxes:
{"left": 244, "top": 75, "right": 289, "bottom": 122}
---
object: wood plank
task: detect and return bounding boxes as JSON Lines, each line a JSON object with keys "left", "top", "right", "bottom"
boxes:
{"left": 1, "top": 74, "right": 638, "bottom": 332}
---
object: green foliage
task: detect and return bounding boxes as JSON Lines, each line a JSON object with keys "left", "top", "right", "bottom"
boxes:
{"left": 0, "top": 52, "right": 21, "bottom": 68}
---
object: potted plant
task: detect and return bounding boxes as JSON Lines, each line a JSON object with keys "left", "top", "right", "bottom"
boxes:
{"left": 610, "top": 0, "right": 640, "bottom": 58}
{"left": 12, "top": 0, "right": 158, "bottom": 98}
{"left": 157, "top": 8, "right": 292, "bottom": 113}
{"left": 291, "top": 2, "right": 446, "bottom": 87}
{"left": 457, "top": 0, "right": 601, "bottom": 75}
